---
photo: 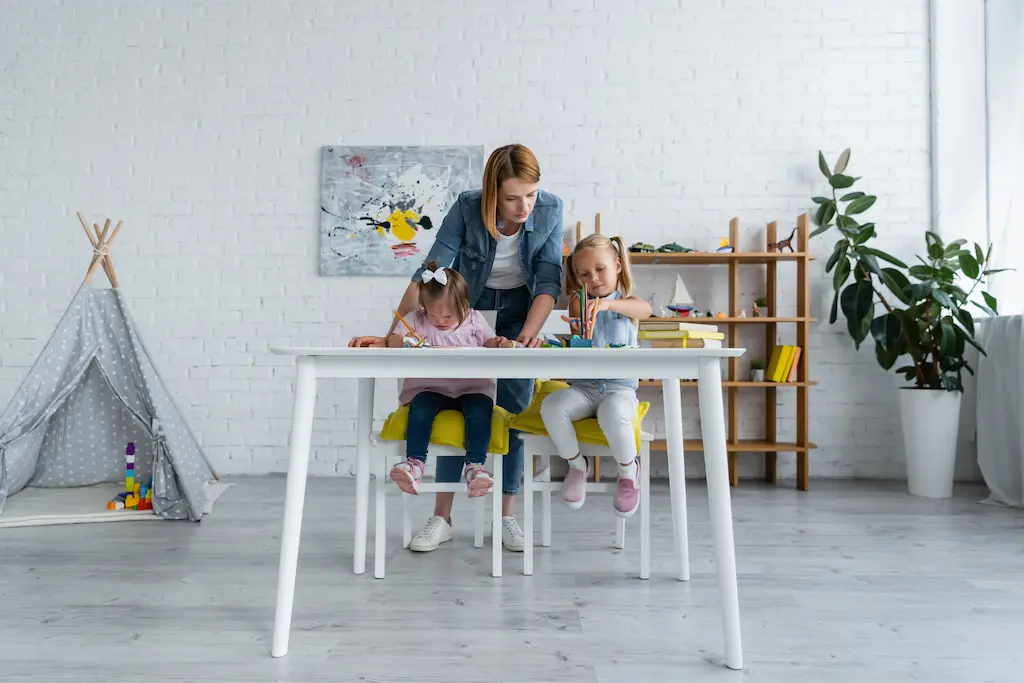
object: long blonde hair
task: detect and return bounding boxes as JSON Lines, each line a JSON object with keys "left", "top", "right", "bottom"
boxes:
{"left": 481, "top": 144, "right": 541, "bottom": 240}
{"left": 565, "top": 234, "right": 635, "bottom": 299}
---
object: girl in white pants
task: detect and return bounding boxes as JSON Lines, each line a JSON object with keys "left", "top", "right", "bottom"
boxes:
{"left": 540, "top": 234, "right": 652, "bottom": 518}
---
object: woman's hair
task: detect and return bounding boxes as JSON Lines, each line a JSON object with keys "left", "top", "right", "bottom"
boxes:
{"left": 417, "top": 259, "right": 471, "bottom": 324}
{"left": 481, "top": 144, "right": 541, "bottom": 240}
{"left": 565, "top": 234, "right": 635, "bottom": 299}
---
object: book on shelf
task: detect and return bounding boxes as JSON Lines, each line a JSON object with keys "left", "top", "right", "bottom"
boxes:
{"left": 638, "top": 329, "right": 726, "bottom": 341}
{"left": 639, "top": 320, "right": 720, "bottom": 333}
{"left": 766, "top": 344, "right": 801, "bottom": 382}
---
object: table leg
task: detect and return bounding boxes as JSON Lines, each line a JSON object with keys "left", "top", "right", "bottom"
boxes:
{"left": 271, "top": 357, "right": 317, "bottom": 658}
{"left": 661, "top": 379, "right": 690, "bottom": 582}
{"left": 697, "top": 358, "right": 743, "bottom": 670}
{"left": 353, "top": 378, "right": 375, "bottom": 575}
{"left": 492, "top": 454, "right": 503, "bottom": 578}
{"left": 524, "top": 454, "right": 534, "bottom": 576}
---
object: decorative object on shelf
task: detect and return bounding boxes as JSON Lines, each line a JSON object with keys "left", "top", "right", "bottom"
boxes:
{"left": 715, "top": 237, "right": 734, "bottom": 253}
{"left": 665, "top": 275, "right": 694, "bottom": 317}
{"left": 657, "top": 242, "right": 694, "bottom": 253}
{"left": 738, "top": 308, "right": 747, "bottom": 318}
{"left": 749, "top": 359, "right": 765, "bottom": 383}
{"left": 812, "top": 147, "right": 1009, "bottom": 499}
{"left": 716, "top": 312, "right": 727, "bottom": 319}
{"left": 753, "top": 297, "right": 768, "bottom": 317}
{"left": 768, "top": 226, "right": 797, "bottom": 253}
{"left": 629, "top": 242, "right": 656, "bottom": 253}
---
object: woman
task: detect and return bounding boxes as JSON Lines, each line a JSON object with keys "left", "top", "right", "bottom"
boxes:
{"left": 350, "top": 144, "right": 564, "bottom": 554}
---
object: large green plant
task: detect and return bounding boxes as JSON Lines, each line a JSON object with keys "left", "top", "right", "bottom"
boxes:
{"left": 810, "top": 148, "right": 1006, "bottom": 392}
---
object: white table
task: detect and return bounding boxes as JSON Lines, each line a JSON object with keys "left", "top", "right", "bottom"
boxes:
{"left": 269, "top": 346, "right": 746, "bottom": 669}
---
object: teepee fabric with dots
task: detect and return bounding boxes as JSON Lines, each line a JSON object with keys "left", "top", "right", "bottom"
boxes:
{"left": 0, "top": 285, "right": 217, "bottom": 520}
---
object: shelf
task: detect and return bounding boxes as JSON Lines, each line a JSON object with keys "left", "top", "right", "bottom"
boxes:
{"left": 644, "top": 316, "right": 815, "bottom": 324}
{"left": 650, "top": 439, "right": 817, "bottom": 453}
{"left": 638, "top": 380, "right": 817, "bottom": 388}
{"left": 630, "top": 251, "right": 815, "bottom": 265}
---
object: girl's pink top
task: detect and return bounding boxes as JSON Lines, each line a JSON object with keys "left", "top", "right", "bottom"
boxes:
{"left": 398, "top": 309, "right": 498, "bottom": 405}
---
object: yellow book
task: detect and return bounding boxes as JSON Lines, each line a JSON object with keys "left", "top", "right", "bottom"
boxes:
{"left": 771, "top": 346, "right": 795, "bottom": 382}
{"left": 639, "top": 330, "right": 726, "bottom": 341}
{"left": 765, "top": 345, "right": 785, "bottom": 380}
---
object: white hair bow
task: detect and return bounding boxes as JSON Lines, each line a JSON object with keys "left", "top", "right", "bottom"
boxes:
{"left": 421, "top": 268, "right": 448, "bottom": 286}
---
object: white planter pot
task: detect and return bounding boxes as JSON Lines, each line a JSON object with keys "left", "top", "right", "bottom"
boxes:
{"left": 899, "top": 388, "right": 963, "bottom": 498}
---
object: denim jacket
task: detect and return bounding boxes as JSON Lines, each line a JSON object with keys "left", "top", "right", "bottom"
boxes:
{"left": 412, "top": 189, "right": 565, "bottom": 306}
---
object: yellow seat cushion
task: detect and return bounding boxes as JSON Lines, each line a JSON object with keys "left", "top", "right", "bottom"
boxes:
{"left": 380, "top": 405, "right": 513, "bottom": 455}
{"left": 509, "top": 380, "right": 650, "bottom": 451}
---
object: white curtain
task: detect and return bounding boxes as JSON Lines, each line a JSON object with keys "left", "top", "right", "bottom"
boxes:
{"left": 986, "top": 0, "right": 1024, "bottom": 315}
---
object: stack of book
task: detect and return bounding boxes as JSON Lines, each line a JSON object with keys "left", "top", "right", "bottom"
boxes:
{"left": 766, "top": 345, "right": 802, "bottom": 383}
{"left": 638, "top": 320, "right": 725, "bottom": 348}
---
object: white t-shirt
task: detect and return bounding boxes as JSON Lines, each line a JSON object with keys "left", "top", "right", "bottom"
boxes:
{"left": 485, "top": 226, "right": 526, "bottom": 290}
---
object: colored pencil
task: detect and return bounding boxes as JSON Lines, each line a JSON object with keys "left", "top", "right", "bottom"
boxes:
{"left": 582, "top": 284, "right": 588, "bottom": 339}
{"left": 393, "top": 310, "right": 421, "bottom": 341}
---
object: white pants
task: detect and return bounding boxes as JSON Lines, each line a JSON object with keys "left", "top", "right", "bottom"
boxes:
{"left": 539, "top": 383, "right": 639, "bottom": 465}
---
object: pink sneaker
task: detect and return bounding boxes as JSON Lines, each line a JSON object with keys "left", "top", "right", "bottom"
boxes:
{"left": 613, "top": 459, "right": 640, "bottom": 518}
{"left": 560, "top": 456, "right": 590, "bottom": 510}
{"left": 390, "top": 458, "right": 425, "bottom": 494}
{"left": 464, "top": 463, "right": 494, "bottom": 498}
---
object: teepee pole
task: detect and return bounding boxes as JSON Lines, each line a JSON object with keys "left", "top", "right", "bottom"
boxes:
{"left": 78, "top": 211, "right": 123, "bottom": 288}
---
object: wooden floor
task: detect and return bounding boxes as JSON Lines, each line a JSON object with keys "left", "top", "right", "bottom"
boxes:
{"left": 1, "top": 476, "right": 1022, "bottom": 682}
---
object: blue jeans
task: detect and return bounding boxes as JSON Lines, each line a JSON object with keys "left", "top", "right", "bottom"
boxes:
{"left": 435, "top": 286, "right": 535, "bottom": 495}
{"left": 406, "top": 392, "right": 493, "bottom": 465}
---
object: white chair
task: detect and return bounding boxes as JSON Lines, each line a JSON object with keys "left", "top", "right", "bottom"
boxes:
{"left": 518, "top": 312, "right": 681, "bottom": 580}
{"left": 366, "top": 311, "right": 507, "bottom": 579}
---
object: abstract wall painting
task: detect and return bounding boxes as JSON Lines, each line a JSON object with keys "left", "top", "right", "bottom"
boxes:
{"left": 319, "top": 145, "right": 485, "bottom": 276}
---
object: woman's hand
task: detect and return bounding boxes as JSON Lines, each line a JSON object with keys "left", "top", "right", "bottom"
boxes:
{"left": 349, "top": 335, "right": 387, "bottom": 348}
{"left": 484, "top": 336, "right": 509, "bottom": 348}
{"left": 516, "top": 333, "right": 543, "bottom": 348}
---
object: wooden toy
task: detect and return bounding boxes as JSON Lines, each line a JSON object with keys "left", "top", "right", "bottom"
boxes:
{"left": 768, "top": 226, "right": 797, "bottom": 252}
{"left": 716, "top": 237, "right": 734, "bottom": 253}
{"left": 569, "top": 336, "right": 593, "bottom": 348}
{"left": 125, "top": 442, "right": 135, "bottom": 493}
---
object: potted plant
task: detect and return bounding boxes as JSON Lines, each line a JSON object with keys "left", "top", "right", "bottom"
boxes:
{"left": 811, "top": 148, "right": 1007, "bottom": 498}
{"left": 749, "top": 359, "right": 765, "bottom": 382}
{"left": 753, "top": 297, "right": 768, "bottom": 318}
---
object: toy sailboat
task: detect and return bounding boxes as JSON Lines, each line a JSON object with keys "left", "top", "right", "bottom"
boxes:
{"left": 665, "top": 275, "right": 694, "bottom": 317}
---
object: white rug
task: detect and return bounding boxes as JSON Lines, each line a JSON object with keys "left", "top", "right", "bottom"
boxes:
{"left": 0, "top": 481, "right": 233, "bottom": 528}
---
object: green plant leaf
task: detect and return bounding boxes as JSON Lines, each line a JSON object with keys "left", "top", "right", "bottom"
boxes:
{"left": 925, "top": 231, "right": 944, "bottom": 249}
{"left": 955, "top": 324, "right": 987, "bottom": 357}
{"left": 909, "top": 264, "right": 934, "bottom": 280}
{"left": 975, "top": 243, "right": 985, "bottom": 265}
{"left": 927, "top": 241, "right": 944, "bottom": 260}
{"left": 932, "top": 289, "right": 954, "bottom": 310}
{"left": 944, "top": 239, "right": 967, "bottom": 258}
{"left": 983, "top": 268, "right": 1012, "bottom": 275}
{"left": 880, "top": 267, "right": 911, "bottom": 303}
{"left": 825, "top": 239, "right": 847, "bottom": 273}
{"left": 818, "top": 151, "right": 831, "bottom": 178}
{"left": 810, "top": 223, "right": 832, "bottom": 238}
{"left": 840, "top": 282, "right": 859, "bottom": 321}
{"left": 983, "top": 291, "right": 998, "bottom": 314}
{"left": 846, "top": 195, "right": 877, "bottom": 215}
{"left": 956, "top": 308, "right": 974, "bottom": 336}
{"left": 870, "top": 313, "right": 902, "bottom": 351}
{"left": 958, "top": 253, "right": 979, "bottom": 279}
{"left": 833, "top": 148, "right": 851, "bottom": 175}
{"left": 875, "top": 342, "right": 900, "bottom": 370}
{"left": 811, "top": 196, "right": 830, "bottom": 204}
{"left": 857, "top": 252, "right": 882, "bottom": 276}
{"left": 833, "top": 257, "right": 852, "bottom": 292}
{"left": 821, "top": 202, "right": 836, "bottom": 228}
{"left": 863, "top": 247, "right": 907, "bottom": 268}
{"left": 829, "top": 174, "right": 856, "bottom": 189}
{"left": 854, "top": 225, "right": 876, "bottom": 245}
{"left": 907, "top": 281, "right": 934, "bottom": 302}
{"left": 939, "top": 320, "right": 956, "bottom": 357}
{"left": 839, "top": 191, "right": 865, "bottom": 201}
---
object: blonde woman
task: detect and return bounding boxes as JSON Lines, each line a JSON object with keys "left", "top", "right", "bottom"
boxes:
{"left": 350, "top": 144, "right": 564, "bottom": 554}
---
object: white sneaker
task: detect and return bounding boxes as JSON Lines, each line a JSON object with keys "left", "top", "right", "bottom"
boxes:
{"left": 408, "top": 515, "right": 453, "bottom": 552}
{"left": 501, "top": 516, "right": 525, "bottom": 552}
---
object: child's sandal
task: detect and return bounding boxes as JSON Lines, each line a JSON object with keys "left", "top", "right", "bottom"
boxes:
{"left": 390, "top": 458, "right": 425, "bottom": 494}
{"left": 463, "top": 464, "right": 494, "bottom": 498}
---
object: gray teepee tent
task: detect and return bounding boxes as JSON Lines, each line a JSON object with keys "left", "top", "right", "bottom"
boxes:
{"left": 0, "top": 213, "right": 218, "bottom": 521}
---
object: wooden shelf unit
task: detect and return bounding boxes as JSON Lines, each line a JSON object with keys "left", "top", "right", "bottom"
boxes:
{"left": 634, "top": 215, "right": 815, "bottom": 490}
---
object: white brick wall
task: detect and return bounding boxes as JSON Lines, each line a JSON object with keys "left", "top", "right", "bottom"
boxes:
{"left": 0, "top": 0, "right": 939, "bottom": 481}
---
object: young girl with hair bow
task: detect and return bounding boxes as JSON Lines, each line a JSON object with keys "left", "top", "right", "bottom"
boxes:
{"left": 385, "top": 261, "right": 510, "bottom": 516}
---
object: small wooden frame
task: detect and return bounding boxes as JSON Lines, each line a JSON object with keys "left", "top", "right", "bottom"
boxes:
{"left": 77, "top": 211, "right": 124, "bottom": 288}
